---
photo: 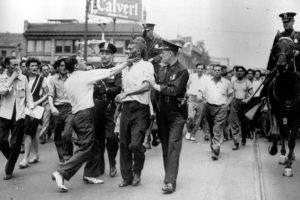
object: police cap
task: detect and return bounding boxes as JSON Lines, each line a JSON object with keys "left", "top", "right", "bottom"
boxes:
{"left": 142, "top": 23, "right": 155, "bottom": 31}
{"left": 279, "top": 12, "right": 296, "bottom": 22}
{"left": 157, "top": 40, "right": 182, "bottom": 53}
{"left": 99, "top": 42, "right": 117, "bottom": 54}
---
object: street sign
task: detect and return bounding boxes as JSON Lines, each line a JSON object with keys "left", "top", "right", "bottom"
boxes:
{"left": 89, "top": 0, "right": 142, "bottom": 21}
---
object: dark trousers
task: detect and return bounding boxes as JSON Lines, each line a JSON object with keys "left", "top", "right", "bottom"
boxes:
{"left": 58, "top": 108, "right": 97, "bottom": 180}
{"left": 206, "top": 104, "right": 227, "bottom": 151}
{"left": 119, "top": 101, "right": 150, "bottom": 181}
{"left": 0, "top": 114, "right": 24, "bottom": 175}
{"left": 157, "top": 103, "right": 185, "bottom": 185}
{"left": 86, "top": 100, "right": 119, "bottom": 177}
{"left": 230, "top": 98, "right": 249, "bottom": 144}
{"left": 53, "top": 104, "right": 74, "bottom": 162}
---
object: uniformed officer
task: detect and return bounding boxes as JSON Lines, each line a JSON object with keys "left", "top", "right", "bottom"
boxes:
{"left": 90, "top": 42, "right": 121, "bottom": 177}
{"left": 260, "top": 12, "right": 300, "bottom": 100}
{"left": 142, "top": 23, "right": 163, "bottom": 149}
{"left": 149, "top": 40, "right": 189, "bottom": 194}
{"left": 267, "top": 12, "right": 300, "bottom": 72}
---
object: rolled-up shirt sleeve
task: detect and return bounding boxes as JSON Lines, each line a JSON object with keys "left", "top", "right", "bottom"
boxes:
{"left": 48, "top": 76, "right": 55, "bottom": 98}
{"left": 141, "top": 63, "right": 154, "bottom": 83}
{"left": 86, "top": 68, "right": 111, "bottom": 84}
{"left": 160, "top": 69, "right": 189, "bottom": 96}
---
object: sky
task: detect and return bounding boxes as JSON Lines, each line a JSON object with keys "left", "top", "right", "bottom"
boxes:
{"left": 0, "top": 0, "right": 300, "bottom": 68}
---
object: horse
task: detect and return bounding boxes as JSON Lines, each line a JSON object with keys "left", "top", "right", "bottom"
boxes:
{"left": 267, "top": 37, "right": 300, "bottom": 176}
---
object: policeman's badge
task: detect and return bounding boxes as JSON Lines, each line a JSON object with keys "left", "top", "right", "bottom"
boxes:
{"left": 294, "top": 38, "right": 298, "bottom": 43}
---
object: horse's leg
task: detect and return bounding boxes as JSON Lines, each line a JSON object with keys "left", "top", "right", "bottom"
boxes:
{"left": 279, "top": 121, "right": 288, "bottom": 165}
{"left": 268, "top": 113, "right": 280, "bottom": 155}
{"left": 283, "top": 120, "right": 297, "bottom": 177}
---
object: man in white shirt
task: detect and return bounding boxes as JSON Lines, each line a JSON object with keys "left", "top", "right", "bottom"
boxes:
{"left": 185, "top": 64, "right": 206, "bottom": 141}
{"left": 200, "top": 64, "right": 233, "bottom": 160}
{"left": 0, "top": 56, "right": 34, "bottom": 180}
{"left": 115, "top": 37, "right": 154, "bottom": 187}
{"left": 51, "top": 55, "right": 128, "bottom": 192}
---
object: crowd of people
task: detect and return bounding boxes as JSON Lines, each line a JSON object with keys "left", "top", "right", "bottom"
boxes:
{"left": 0, "top": 11, "right": 299, "bottom": 195}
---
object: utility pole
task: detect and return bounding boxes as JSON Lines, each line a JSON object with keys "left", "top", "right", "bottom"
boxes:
{"left": 84, "top": 0, "right": 90, "bottom": 61}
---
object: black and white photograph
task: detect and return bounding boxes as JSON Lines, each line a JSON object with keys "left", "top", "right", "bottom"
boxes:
{"left": 1, "top": 0, "right": 300, "bottom": 199}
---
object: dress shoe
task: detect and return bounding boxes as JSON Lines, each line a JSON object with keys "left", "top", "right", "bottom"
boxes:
{"left": 83, "top": 176, "right": 104, "bottom": 184}
{"left": 28, "top": 156, "right": 39, "bottom": 164}
{"left": 19, "top": 160, "right": 29, "bottom": 169}
{"left": 241, "top": 138, "right": 246, "bottom": 146}
{"left": 152, "top": 139, "right": 160, "bottom": 147}
{"left": 20, "top": 144, "right": 25, "bottom": 154}
{"left": 3, "top": 174, "right": 13, "bottom": 180}
{"left": 119, "top": 180, "right": 132, "bottom": 187}
{"left": 190, "top": 136, "right": 196, "bottom": 141}
{"left": 51, "top": 171, "right": 68, "bottom": 192}
{"left": 211, "top": 149, "right": 220, "bottom": 161}
{"left": 185, "top": 132, "right": 191, "bottom": 140}
{"left": 232, "top": 143, "right": 239, "bottom": 151}
{"left": 131, "top": 173, "right": 141, "bottom": 186}
{"left": 162, "top": 183, "right": 176, "bottom": 194}
{"left": 204, "top": 135, "right": 210, "bottom": 141}
{"left": 110, "top": 167, "right": 117, "bottom": 177}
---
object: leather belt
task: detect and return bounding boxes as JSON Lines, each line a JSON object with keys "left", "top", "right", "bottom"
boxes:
{"left": 207, "top": 102, "right": 223, "bottom": 107}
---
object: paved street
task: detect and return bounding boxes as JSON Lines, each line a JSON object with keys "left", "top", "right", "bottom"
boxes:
{"left": 1, "top": 131, "right": 300, "bottom": 200}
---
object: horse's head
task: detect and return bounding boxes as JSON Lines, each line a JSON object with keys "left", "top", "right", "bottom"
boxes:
{"left": 272, "top": 37, "right": 296, "bottom": 73}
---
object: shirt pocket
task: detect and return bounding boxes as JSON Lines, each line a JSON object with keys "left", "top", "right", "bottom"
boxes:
{"left": 17, "top": 87, "right": 26, "bottom": 98}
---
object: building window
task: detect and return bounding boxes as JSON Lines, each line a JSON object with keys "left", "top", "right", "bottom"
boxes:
{"left": 64, "top": 40, "right": 72, "bottom": 53}
{"left": 27, "top": 40, "right": 35, "bottom": 52}
{"left": 55, "top": 40, "right": 73, "bottom": 53}
{"left": 1, "top": 50, "right": 6, "bottom": 58}
{"left": 45, "top": 40, "right": 51, "bottom": 53}
{"left": 115, "top": 40, "right": 125, "bottom": 54}
{"left": 36, "top": 40, "right": 44, "bottom": 52}
{"left": 55, "top": 40, "right": 63, "bottom": 53}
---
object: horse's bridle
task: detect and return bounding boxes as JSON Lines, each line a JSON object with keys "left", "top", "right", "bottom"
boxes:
{"left": 271, "top": 37, "right": 296, "bottom": 73}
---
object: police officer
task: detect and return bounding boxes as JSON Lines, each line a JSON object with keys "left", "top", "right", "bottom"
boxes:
{"left": 149, "top": 40, "right": 189, "bottom": 194}
{"left": 267, "top": 12, "right": 300, "bottom": 72}
{"left": 260, "top": 12, "right": 300, "bottom": 101}
{"left": 92, "top": 42, "right": 121, "bottom": 177}
{"left": 142, "top": 23, "right": 162, "bottom": 149}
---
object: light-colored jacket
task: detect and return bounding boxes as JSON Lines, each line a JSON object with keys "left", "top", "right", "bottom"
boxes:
{"left": 0, "top": 73, "right": 34, "bottom": 121}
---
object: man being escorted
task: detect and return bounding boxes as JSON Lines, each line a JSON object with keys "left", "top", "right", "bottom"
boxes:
{"left": 48, "top": 58, "right": 74, "bottom": 165}
{"left": 115, "top": 37, "right": 154, "bottom": 187}
{"left": 149, "top": 40, "right": 189, "bottom": 194}
{"left": 200, "top": 64, "right": 233, "bottom": 161}
{"left": 92, "top": 42, "right": 121, "bottom": 177}
{"left": 0, "top": 56, "right": 34, "bottom": 180}
{"left": 51, "top": 55, "right": 128, "bottom": 192}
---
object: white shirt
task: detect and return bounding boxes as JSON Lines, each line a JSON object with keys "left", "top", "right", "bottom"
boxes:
{"left": 252, "top": 78, "right": 262, "bottom": 97}
{"left": 200, "top": 76, "right": 233, "bottom": 105}
{"left": 187, "top": 73, "right": 206, "bottom": 99}
{"left": 122, "top": 60, "right": 154, "bottom": 105}
{"left": 64, "top": 69, "right": 111, "bottom": 114}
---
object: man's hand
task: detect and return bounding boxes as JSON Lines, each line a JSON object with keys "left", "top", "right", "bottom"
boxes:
{"left": 115, "top": 93, "right": 127, "bottom": 104}
{"left": 50, "top": 106, "right": 60, "bottom": 116}
{"left": 10, "top": 70, "right": 19, "bottom": 80}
